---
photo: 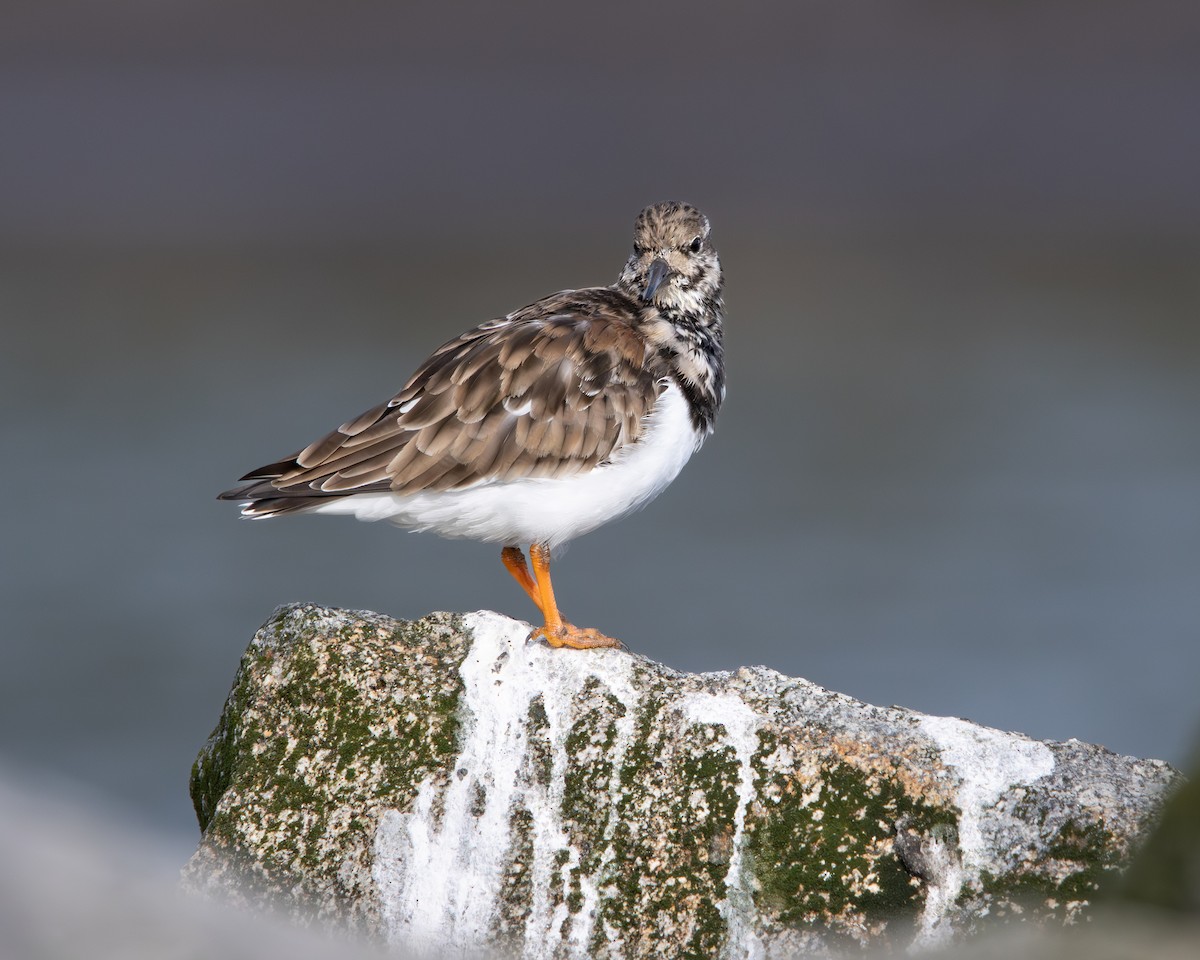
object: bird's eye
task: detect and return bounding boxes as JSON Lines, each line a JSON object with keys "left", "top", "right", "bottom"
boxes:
{"left": 689, "top": 236, "right": 703, "bottom": 253}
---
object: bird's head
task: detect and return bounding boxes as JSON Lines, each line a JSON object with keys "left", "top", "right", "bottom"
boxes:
{"left": 618, "top": 201, "right": 723, "bottom": 317}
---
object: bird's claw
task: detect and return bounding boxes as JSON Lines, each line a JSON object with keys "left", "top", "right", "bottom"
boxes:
{"left": 531, "top": 621, "right": 625, "bottom": 650}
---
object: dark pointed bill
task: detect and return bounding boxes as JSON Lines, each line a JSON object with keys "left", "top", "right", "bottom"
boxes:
{"left": 641, "top": 257, "right": 673, "bottom": 302}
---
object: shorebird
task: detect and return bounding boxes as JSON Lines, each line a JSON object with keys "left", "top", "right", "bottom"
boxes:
{"left": 220, "top": 201, "right": 725, "bottom": 649}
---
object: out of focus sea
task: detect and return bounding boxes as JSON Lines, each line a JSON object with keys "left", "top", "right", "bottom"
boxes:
{"left": 0, "top": 8, "right": 1197, "bottom": 949}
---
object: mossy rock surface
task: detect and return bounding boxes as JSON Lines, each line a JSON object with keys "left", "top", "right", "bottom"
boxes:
{"left": 184, "top": 604, "right": 1179, "bottom": 957}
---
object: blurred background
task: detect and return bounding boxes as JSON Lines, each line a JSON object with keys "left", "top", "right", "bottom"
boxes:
{"left": 2, "top": 0, "right": 1198, "bottom": 878}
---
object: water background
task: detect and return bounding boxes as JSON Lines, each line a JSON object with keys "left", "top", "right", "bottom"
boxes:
{"left": 1, "top": 3, "right": 1198, "bottom": 868}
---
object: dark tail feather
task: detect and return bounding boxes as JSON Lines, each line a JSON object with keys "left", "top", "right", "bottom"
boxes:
{"left": 217, "top": 479, "right": 286, "bottom": 501}
{"left": 238, "top": 496, "right": 340, "bottom": 518}
{"left": 217, "top": 481, "right": 349, "bottom": 517}
{"left": 217, "top": 454, "right": 302, "bottom": 502}
{"left": 236, "top": 454, "right": 303, "bottom": 482}
{"left": 218, "top": 474, "right": 392, "bottom": 517}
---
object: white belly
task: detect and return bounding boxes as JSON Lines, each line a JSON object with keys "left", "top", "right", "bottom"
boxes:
{"left": 309, "top": 381, "right": 704, "bottom": 548}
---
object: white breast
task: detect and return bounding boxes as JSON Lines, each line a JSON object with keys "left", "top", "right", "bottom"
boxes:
{"left": 310, "top": 381, "right": 704, "bottom": 548}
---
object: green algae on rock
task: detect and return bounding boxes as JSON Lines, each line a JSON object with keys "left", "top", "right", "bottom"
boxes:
{"left": 185, "top": 604, "right": 466, "bottom": 934}
{"left": 184, "top": 604, "right": 1179, "bottom": 956}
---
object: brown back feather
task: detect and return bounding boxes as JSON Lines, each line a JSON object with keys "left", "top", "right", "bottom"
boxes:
{"left": 219, "top": 288, "right": 665, "bottom": 506}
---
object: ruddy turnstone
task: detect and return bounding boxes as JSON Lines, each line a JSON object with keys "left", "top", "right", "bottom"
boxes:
{"left": 220, "top": 201, "right": 725, "bottom": 650}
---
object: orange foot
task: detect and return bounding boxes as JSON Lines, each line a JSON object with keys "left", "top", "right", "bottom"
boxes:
{"left": 517, "top": 542, "right": 627, "bottom": 651}
{"left": 532, "top": 621, "right": 624, "bottom": 650}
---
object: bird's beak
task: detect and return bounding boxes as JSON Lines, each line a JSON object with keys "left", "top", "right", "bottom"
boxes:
{"left": 641, "top": 257, "right": 673, "bottom": 303}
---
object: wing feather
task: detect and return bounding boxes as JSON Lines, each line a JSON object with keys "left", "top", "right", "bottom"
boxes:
{"left": 219, "top": 288, "right": 668, "bottom": 506}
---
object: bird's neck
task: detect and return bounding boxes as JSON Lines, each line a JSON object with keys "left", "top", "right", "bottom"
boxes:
{"left": 640, "top": 297, "right": 726, "bottom": 435}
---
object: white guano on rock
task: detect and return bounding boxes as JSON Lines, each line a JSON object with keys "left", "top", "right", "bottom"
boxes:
{"left": 679, "top": 692, "right": 765, "bottom": 960}
{"left": 913, "top": 714, "right": 1056, "bottom": 946}
{"left": 372, "top": 611, "right": 643, "bottom": 957}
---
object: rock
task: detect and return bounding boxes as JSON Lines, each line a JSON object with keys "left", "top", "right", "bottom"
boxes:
{"left": 184, "top": 603, "right": 1179, "bottom": 958}
{"left": 1116, "top": 741, "right": 1200, "bottom": 915}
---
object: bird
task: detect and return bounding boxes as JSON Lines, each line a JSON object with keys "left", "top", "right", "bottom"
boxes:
{"left": 219, "top": 201, "right": 725, "bottom": 650}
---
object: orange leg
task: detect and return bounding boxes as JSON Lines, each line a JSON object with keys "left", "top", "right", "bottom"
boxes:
{"left": 501, "top": 546, "right": 543, "bottom": 612}
{"left": 528, "top": 542, "right": 622, "bottom": 650}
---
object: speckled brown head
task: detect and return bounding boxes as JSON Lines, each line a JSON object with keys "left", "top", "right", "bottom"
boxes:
{"left": 613, "top": 202, "right": 725, "bottom": 431}
{"left": 618, "top": 201, "right": 723, "bottom": 320}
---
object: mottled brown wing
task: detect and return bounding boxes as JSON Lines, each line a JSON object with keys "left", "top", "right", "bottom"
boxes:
{"left": 225, "top": 288, "right": 662, "bottom": 504}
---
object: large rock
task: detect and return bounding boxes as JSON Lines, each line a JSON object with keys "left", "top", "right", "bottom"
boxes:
{"left": 184, "top": 603, "right": 1179, "bottom": 957}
